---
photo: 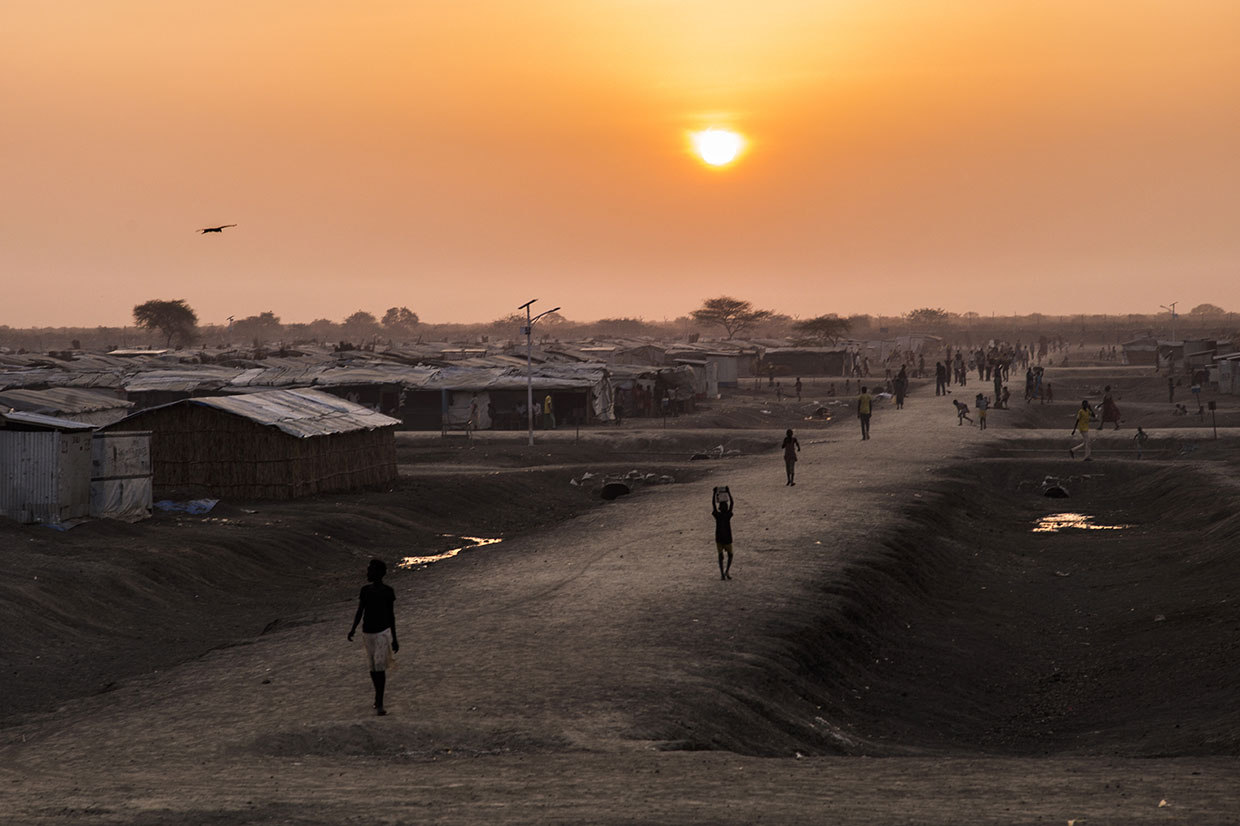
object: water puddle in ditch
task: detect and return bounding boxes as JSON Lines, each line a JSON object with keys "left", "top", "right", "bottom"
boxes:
{"left": 399, "top": 535, "right": 504, "bottom": 568}
{"left": 1032, "top": 513, "right": 1130, "bottom": 533}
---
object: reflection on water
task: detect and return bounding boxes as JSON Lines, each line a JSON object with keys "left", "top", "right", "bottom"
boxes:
{"left": 399, "top": 536, "right": 503, "bottom": 568}
{"left": 1033, "top": 513, "right": 1129, "bottom": 533}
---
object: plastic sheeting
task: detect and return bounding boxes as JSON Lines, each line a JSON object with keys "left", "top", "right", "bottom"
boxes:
{"left": 90, "top": 431, "right": 153, "bottom": 521}
{"left": 91, "top": 478, "right": 153, "bottom": 521}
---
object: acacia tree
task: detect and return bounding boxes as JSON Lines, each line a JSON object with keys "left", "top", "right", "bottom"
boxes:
{"left": 231, "top": 311, "right": 282, "bottom": 345}
{"left": 791, "top": 314, "right": 852, "bottom": 345}
{"left": 1190, "top": 303, "right": 1226, "bottom": 316}
{"left": 690, "top": 296, "right": 773, "bottom": 340}
{"left": 382, "top": 306, "right": 419, "bottom": 335}
{"left": 133, "top": 299, "right": 198, "bottom": 347}
{"left": 343, "top": 310, "right": 380, "bottom": 342}
{"left": 904, "top": 307, "right": 950, "bottom": 327}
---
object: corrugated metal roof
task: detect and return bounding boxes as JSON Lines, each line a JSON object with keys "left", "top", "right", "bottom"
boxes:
{"left": 0, "top": 387, "right": 133, "bottom": 414}
{"left": 123, "top": 367, "right": 242, "bottom": 393}
{"left": 188, "top": 388, "right": 400, "bottom": 438}
{"left": 0, "top": 410, "right": 96, "bottom": 431}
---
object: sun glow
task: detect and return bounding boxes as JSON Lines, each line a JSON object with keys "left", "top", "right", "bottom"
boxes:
{"left": 691, "top": 129, "right": 744, "bottom": 166}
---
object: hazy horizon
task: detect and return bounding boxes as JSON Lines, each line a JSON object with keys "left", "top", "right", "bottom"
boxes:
{"left": 4, "top": 2, "right": 1239, "bottom": 328}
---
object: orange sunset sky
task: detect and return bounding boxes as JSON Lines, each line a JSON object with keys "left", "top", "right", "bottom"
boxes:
{"left": 3, "top": 1, "right": 1239, "bottom": 328}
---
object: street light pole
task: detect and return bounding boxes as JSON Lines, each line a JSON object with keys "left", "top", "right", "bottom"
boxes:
{"left": 518, "top": 299, "right": 560, "bottom": 447}
{"left": 1160, "top": 302, "right": 1178, "bottom": 373}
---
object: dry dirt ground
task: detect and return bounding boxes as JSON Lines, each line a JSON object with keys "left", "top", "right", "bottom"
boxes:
{"left": 2, "top": 366, "right": 1239, "bottom": 825}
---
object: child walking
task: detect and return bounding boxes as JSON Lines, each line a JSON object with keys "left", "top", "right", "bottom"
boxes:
{"left": 347, "top": 559, "right": 399, "bottom": 715}
{"left": 712, "top": 493, "right": 735, "bottom": 580}
{"left": 953, "top": 398, "right": 973, "bottom": 425}
{"left": 781, "top": 429, "right": 800, "bottom": 486}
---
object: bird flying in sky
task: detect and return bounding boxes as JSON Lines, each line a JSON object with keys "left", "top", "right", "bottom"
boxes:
{"left": 198, "top": 224, "right": 237, "bottom": 233}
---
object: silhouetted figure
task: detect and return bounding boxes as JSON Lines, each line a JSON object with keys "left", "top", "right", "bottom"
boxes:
{"left": 794, "top": 377, "right": 803, "bottom": 401}
{"left": 953, "top": 398, "right": 972, "bottom": 425}
{"left": 935, "top": 362, "right": 947, "bottom": 396}
{"left": 782, "top": 429, "right": 800, "bottom": 486}
{"left": 197, "top": 224, "right": 237, "bottom": 233}
{"left": 712, "top": 495, "right": 734, "bottom": 580}
{"left": 1070, "top": 400, "right": 1096, "bottom": 461}
{"left": 348, "top": 559, "right": 399, "bottom": 715}
{"left": 894, "top": 366, "right": 908, "bottom": 409}
{"left": 1100, "top": 385, "right": 1121, "bottom": 430}
{"left": 975, "top": 393, "right": 989, "bottom": 430}
{"left": 857, "top": 386, "right": 872, "bottom": 440}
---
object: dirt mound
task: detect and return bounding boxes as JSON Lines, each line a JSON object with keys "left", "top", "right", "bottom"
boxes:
{"left": 652, "top": 459, "right": 1240, "bottom": 757}
{"left": 249, "top": 721, "right": 576, "bottom": 759}
{"left": 0, "top": 470, "right": 607, "bottom": 724}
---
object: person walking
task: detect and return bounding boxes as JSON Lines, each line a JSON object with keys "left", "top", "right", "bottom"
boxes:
{"left": 1070, "top": 399, "right": 1096, "bottom": 460}
{"left": 794, "top": 377, "right": 803, "bottom": 401}
{"left": 781, "top": 429, "right": 800, "bottom": 486}
{"left": 1100, "top": 385, "right": 1121, "bottom": 430}
{"left": 712, "top": 494, "right": 735, "bottom": 580}
{"left": 857, "top": 385, "right": 873, "bottom": 440}
{"left": 894, "top": 366, "right": 908, "bottom": 409}
{"left": 975, "top": 393, "right": 989, "bottom": 430}
{"left": 543, "top": 394, "right": 556, "bottom": 430}
{"left": 1134, "top": 426, "right": 1149, "bottom": 459}
{"left": 935, "top": 361, "right": 947, "bottom": 396}
{"left": 347, "top": 559, "right": 399, "bottom": 716}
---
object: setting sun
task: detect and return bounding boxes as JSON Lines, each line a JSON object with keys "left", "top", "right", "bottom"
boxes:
{"left": 691, "top": 128, "right": 745, "bottom": 166}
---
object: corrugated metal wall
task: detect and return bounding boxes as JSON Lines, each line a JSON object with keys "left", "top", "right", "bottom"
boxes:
{"left": 90, "top": 431, "right": 153, "bottom": 520}
{"left": 0, "top": 431, "right": 92, "bottom": 524}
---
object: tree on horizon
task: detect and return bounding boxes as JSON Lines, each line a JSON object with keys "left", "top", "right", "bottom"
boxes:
{"left": 343, "top": 310, "right": 380, "bottom": 342}
{"left": 904, "top": 307, "right": 950, "bottom": 327}
{"left": 133, "top": 299, "right": 198, "bottom": 347}
{"left": 382, "top": 306, "right": 419, "bottom": 334}
{"left": 791, "top": 314, "right": 852, "bottom": 345}
{"left": 690, "top": 296, "right": 773, "bottom": 340}
{"left": 230, "top": 311, "right": 282, "bottom": 346}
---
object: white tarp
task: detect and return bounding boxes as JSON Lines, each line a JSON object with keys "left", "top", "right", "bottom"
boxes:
{"left": 90, "top": 431, "right": 152, "bottom": 521}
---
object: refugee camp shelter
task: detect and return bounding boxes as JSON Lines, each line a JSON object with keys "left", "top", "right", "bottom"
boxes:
{"left": 0, "top": 386, "right": 133, "bottom": 427}
{"left": 1122, "top": 337, "right": 1159, "bottom": 366}
{"left": 91, "top": 431, "right": 153, "bottom": 521}
{"left": 104, "top": 388, "right": 400, "bottom": 499}
{"left": 1216, "top": 353, "right": 1240, "bottom": 395}
{"left": 0, "top": 410, "right": 94, "bottom": 524}
{"left": 761, "top": 347, "right": 850, "bottom": 376}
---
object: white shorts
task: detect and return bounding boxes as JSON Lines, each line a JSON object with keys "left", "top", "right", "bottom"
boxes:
{"left": 362, "top": 629, "right": 394, "bottom": 672}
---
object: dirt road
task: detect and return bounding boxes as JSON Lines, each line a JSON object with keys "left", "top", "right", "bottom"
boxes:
{"left": 3, "top": 379, "right": 1238, "bottom": 824}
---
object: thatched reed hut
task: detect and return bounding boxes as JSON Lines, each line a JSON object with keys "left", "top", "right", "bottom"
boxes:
{"left": 103, "top": 388, "right": 399, "bottom": 500}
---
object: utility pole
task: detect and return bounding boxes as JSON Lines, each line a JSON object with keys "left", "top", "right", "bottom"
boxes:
{"left": 519, "top": 299, "right": 561, "bottom": 447}
{"left": 1160, "top": 302, "right": 1178, "bottom": 373}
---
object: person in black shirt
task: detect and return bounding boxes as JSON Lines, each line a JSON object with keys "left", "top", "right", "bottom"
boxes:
{"left": 713, "top": 496, "right": 734, "bottom": 580}
{"left": 347, "top": 559, "right": 399, "bottom": 716}
{"left": 781, "top": 429, "right": 800, "bottom": 486}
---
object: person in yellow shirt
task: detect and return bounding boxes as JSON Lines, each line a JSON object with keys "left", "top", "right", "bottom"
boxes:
{"left": 857, "top": 386, "right": 873, "bottom": 440}
{"left": 543, "top": 394, "right": 556, "bottom": 430}
{"left": 1070, "top": 399, "right": 1095, "bottom": 460}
